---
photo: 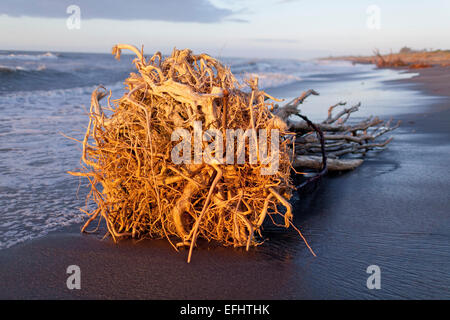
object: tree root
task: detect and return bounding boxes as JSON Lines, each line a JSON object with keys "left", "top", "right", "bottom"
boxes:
{"left": 69, "top": 45, "right": 399, "bottom": 262}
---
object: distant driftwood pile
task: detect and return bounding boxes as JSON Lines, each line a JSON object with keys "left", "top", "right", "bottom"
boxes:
{"left": 373, "top": 49, "right": 432, "bottom": 69}
{"left": 69, "top": 44, "right": 398, "bottom": 262}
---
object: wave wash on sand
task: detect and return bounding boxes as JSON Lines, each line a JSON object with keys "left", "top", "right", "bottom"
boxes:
{"left": 69, "top": 44, "right": 398, "bottom": 262}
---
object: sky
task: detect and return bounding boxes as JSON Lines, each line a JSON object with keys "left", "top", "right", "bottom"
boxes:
{"left": 0, "top": 0, "right": 449, "bottom": 59}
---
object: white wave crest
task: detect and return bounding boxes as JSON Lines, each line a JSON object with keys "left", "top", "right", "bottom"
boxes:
{"left": 238, "top": 72, "right": 302, "bottom": 89}
{"left": 0, "top": 52, "right": 58, "bottom": 61}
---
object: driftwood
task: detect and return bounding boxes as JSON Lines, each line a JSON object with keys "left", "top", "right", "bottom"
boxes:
{"left": 69, "top": 44, "right": 398, "bottom": 262}
{"left": 274, "top": 90, "right": 400, "bottom": 171}
{"left": 294, "top": 156, "right": 363, "bottom": 171}
{"left": 69, "top": 44, "right": 317, "bottom": 263}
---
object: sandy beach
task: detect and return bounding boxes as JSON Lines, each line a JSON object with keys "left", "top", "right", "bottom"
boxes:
{"left": 0, "top": 64, "right": 449, "bottom": 300}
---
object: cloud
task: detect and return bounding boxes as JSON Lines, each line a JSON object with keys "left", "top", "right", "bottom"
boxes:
{"left": 0, "top": 0, "right": 237, "bottom": 23}
{"left": 225, "top": 17, "right": 249, "bottom": 23}
{"left": 250, "top": 38, "right": 300, "bottom": 43}
{"left": 276, "top": 0, "right": 300, "bottom": 4}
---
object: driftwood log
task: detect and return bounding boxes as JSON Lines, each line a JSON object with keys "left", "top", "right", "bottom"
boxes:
{"left": 275, "top": 89, "right": 400, "bottom": 171}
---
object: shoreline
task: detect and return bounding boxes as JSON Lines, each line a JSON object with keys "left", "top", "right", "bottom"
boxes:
{"left": 1, "top": 67, "right": 450, "bottom": 299}
{"left": 388, "top": 65, "right": 450, "bottom": 97}
{"left": 326, "top": 50, "right": 450, "bottom": 69}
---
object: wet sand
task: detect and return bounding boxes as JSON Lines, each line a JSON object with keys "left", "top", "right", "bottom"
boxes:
{"left": 1, "top": 67, "right": 449, "bottom": 299}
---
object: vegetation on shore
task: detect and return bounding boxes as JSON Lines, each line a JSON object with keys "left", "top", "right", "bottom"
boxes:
{"left": 330, "top": 47, "right": 450, "bottom": 69}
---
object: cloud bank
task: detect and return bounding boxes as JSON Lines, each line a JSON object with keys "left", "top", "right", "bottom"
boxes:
{"left": 0, "top": 0, "right": 236, "bottom": 23}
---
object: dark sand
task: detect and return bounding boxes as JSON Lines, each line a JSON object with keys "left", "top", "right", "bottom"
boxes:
{"left": 396, "top": 66, "right": 450, "bottom": 96}
{"left": 1, "top": 67, "right": 449, "bottom": 299}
